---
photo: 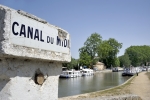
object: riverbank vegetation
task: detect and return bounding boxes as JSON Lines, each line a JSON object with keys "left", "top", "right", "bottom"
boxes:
{"left": 63, "top": 33, "right": 150, "bottom": 69}
{"left": 125, "top": 46, "right": 150, "bottom": 67}
{"left": 78, "top": 33, "right": 122, "bottom": 68}
{"left": 119, "top": 45, "right": 150, "bottom": 67}
{"left": 87, "top": 75, "right": 135, "bottom": 98}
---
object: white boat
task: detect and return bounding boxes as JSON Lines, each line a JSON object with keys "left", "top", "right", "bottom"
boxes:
{"left": 75, "top": 71, "right": 82, "bottom": 77}
{"left": 82, "top": 69, "right": 94, "bottom": 76}
{"left": 60, "top": 70, "right": 82, "bottom": 78}
{"left": 112, "top": 67, "right": 124, "bottom": 72}
{"left": 112, "top": 67, "right": 118, "bottom": 72}
{"left": 122, "top": 67, "right": 136, "bottom": 76}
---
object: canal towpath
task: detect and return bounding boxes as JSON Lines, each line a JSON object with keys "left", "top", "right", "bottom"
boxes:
{"left": 127, "top": 71, "right": 150, "bottom": 100}
{"left": 59, "top": 71, "right": 150, "bottom": 100}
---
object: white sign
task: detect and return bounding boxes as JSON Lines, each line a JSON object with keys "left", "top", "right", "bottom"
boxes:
{"left": 10, "top": 11, "right": 70, "bottom": 54}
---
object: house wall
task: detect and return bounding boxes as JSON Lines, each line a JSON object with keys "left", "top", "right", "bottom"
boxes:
{"left": 94, "top": 62, "right": 106, "bottom": 71}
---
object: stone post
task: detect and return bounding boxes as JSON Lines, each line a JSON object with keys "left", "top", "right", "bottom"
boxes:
{"left": 0, "top": 5, "right": 71, "bottom": 100}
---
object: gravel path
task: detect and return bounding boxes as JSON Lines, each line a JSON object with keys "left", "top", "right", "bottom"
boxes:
{"left": 128, "top": 72, "right": 150, "bottom": 100}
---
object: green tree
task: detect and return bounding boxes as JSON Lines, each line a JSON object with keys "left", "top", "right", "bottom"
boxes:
{"left": 79, "top": 52, "right": 92, "bottom": 67}
{"left": 98, "top": 38, "right": 122, "bottom": 68}
{"left": 125, "top": 45, "right": 150, "bottom": 66}
{"left": 62, "top": 57, "right": 78, "bottom": 69}
{"left": 119, "top": 54, "right": 131, "bottom": 67}
{"left": 79, "top": 33, "right": 102, "bottom": 66}
{"left": 83, "top": 33, "right": 102, "bottom": 59}
{"left": 79, "top": 34, "right": 122, "bottom": 68}
{"left": 98, "top": 40, "right": 113, "bottom": 62}
{"left": 107, "top": 38, "right": 122, "bottom": 57}
{"left": 114, "top": 57, "right": 120, "bottom": 67}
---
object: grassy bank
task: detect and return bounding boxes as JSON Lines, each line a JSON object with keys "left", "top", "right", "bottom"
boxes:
{"left": 88, "top": 76, "right": 135, "bottom": 97}
{"left": 71, "top": 75, "right": 136, "bottom": 99}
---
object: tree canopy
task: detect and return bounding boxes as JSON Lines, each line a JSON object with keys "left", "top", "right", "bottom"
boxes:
{"left": 125, "top": 45, "right": 150, "bottom": 66}
{"left": 62, "top": 57, "right": 78, "bottom": 69}
{"left": 119, "top": 54, "right": 131, "bottom": 67}
{"left": 98, "top": 38, "right": 122, "bottom": 68}
{"left": 79, "top": 33, "right": 122, "bottom": 68}
{"left": 64, "top": 35, "right": 150, "bottom": 70}
{"left": 79, "top": 52, "right": 92, "bottom": 67}
{"left": 98, "top": 40, "right": 113, "bottom": 60}
{"left": 79, "top": 33, "right": 102, "bottom": 66}
{"left": 83, "top": 33, "right": 102, "bottom": 59}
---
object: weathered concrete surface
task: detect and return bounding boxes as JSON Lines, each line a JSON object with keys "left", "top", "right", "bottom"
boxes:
{"left": 0, "top": 58, "right": 62, "bottom": 100}
{"left": 0, "top": 4, "right": 71, "bottom": 100}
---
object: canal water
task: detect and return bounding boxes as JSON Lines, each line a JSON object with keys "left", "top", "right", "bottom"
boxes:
{"left": 58, "top": 71, "right": 130, "bottom": 98}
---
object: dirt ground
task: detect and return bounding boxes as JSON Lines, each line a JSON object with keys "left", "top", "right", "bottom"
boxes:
{"left": 59, "top": 72, "right": 150, "bottom": 100}
{"left": 127, "top": 72, "right": 150, "bottom": 100}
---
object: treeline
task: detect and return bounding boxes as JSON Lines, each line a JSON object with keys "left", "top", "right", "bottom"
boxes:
{"left": 63, "top": 33, "right": 122, "bottom": 69}
{"left": 119, "top": 45, "right": 150, "bottom": 67}
{"left": 78, "top": 33, "right": 122, "bottom": 68}
{"left": 63, "top": 33, "right": 150, "bottom": 69}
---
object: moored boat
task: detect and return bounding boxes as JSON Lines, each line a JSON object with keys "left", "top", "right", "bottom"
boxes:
{"left": 82, "top": 69, "right": 94, "bottom": 76}
{"left": 60, "top": 70, "right": 75, "bottom": 78}
{"left": 122, "top": 67, "right": 136, "bottom": 76}
{"left": 112, "top": 67, "right": 118, "bottom": 72}
{"left": 60, "top": 70, "right": 82, "bottom": 78}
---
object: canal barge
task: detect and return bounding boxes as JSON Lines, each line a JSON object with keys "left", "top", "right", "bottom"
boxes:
{"left": 60, "top": 70, "right": 82, "bottom": 78}
{"left": 60, "top": 69, "right": 94, "bottom": 78}
{"left": 122, "top": 68, "right": 136, "bottom": 76}
{"left": 82, "top": 69, "right": 94, "bottom": 76}
{"left": 112, "top": 67, "right": 124, "bottom": 72}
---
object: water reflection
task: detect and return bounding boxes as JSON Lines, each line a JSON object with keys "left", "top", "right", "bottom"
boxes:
{"left": 58, "top": 72, "right": 130, "bottom": 98}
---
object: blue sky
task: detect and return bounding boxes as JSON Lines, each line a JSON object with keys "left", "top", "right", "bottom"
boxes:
{"left": 0, "top": 0, "right": 150, "bottom": 59}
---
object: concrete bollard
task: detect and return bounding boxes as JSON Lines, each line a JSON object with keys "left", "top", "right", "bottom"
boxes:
{"left": 0, "top": 4, "right": 71, "bottom": 100}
